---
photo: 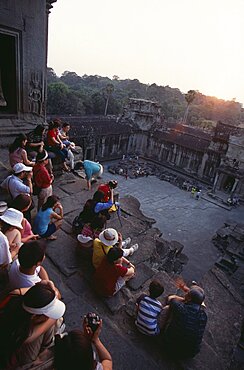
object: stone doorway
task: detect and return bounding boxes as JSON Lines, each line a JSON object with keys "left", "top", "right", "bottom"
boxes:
{"left": 223, "top": 175, "right": 235, "bottom": 193}
{"left": 0, "top": 32, "right": 17, "bottom": 114}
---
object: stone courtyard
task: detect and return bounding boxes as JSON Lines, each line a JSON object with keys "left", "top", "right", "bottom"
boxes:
{"left": 36, "top": 167, "right": 244, "bottom": 370}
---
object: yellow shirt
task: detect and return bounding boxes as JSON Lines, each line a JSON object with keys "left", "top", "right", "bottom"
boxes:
{"left": 92, "top": 238, "right": 113, "bottom": 269}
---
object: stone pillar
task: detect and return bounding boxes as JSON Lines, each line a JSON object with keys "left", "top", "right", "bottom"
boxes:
{"left": 198, "top": 153, "right": 208, "bottom": 178}
{"left": 212, "top": 171, "right": 219, "bottom": 193}
{"left": 230, "top": 178, "right": 239, "bottom": 195}
{"left": 176, "top": 148, "right": 182, "bottom": 166}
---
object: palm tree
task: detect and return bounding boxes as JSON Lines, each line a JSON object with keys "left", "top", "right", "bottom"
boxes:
{"left": 104, "top": 83, "right": 114, "bottom": 116}
{"left": 182, "top": 90, "right": 196, "bottom": 123}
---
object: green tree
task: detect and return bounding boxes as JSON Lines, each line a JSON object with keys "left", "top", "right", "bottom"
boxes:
{"left": 183, "top": 90, "right": 197, "bottom": 123}
{"left": 104, "top": 83, "right": 114, "bottom": 116}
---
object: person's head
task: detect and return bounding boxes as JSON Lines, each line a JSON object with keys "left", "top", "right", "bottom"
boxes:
{"left": 33, "top": 124, "right": 45, "bottom": 136}
{"left": 149, "top": 280, "right": 164, "bottom": 299}
{"left": 54, "top": 330, "right": 93, "bottom": 370}
{"left": 185, "top": 285, "right": 205, "bottom": 305}
{"left": 90, "top": 215, "right": 106, "bottom": 231}
{"left": 0, "top": 283, "right": 65, "bottom": 367}
{"left": 11, "top": 194, "right": 32, "bottom": 212}
{"left": 0, "top": 208, "right": 23, "bottom": 233}
{"left": 12, "top": 163, "right": 33, "bottom": 179}
{"left": 62, "top": 122, "right": 70, "bottom": 132}
{"left": 36, "top": 150, "right": 49, "bottom": 165}
{"left": 107, "top": 246, "right": 123, "bottom": 264}
{"left": 93, "top": 190, "right": 105, "bottom": 203}
{"left": 42, "top": 195, "right": 60, "bottom": 211}
{"left": 23, "top": 283, "right": 66, "bottom": 320}
{"left": 18, "top": 240, "right": 46, "bottom": 269}
{"left": 9, "top": 134, "right": 27, "bottom": 153}
{"left": 108, "top": 180, "right": 118, "bottom": 189}
{"left": 99, "top": 228, "right": 118, "bottom": 246}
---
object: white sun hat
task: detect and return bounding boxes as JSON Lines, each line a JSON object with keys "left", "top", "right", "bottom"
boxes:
{"left": 23, "top": 296, "right": 66, "bottom": 320}
{"left": 0, "top": 208, "right": 23, "bottom": 229}
{"left": 13, "top": 163, "right": 33, "bottom": 174}
{"left": 99, "top": 228, "right": 118, "bottom": 246}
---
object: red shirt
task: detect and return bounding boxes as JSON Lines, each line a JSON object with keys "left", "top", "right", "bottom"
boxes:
{"left": 47, "top": 129, "right": 58, "bottom": 147}
{"left": 33, "top": 163, "right": 52, "bottom": 188}
{"left": 93, "top": 258, "right": 127, "bottom": 297}
{"left": 98, "top": 183, "right": 111, "bottom": 202}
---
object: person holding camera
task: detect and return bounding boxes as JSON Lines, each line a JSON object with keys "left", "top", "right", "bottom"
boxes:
{"left": 98, "top": 181, "right": 118, "bottom": 202}
{"left": 54, "top": 316, "right": 112, "bottom": 370}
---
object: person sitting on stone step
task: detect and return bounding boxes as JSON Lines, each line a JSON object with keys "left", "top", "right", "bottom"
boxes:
{"left": 9, "top": 134, "right": 35, "bottom": 168}
{"left": 45, "top": 121, "right": 69, "bottom": 172}
{"left": 59, "top": 122, "right": 78, "bottom": 171}
{"left": 93, "top": 247, "right": 135, "bottom": 297}
{"left": 11, "top": 194, "right": 39, "bottom": 243}
{"left": 0, "top": 281, "right": 65, "bottom": 369}
{"left": 0, "top": 208, "right": 23, "bottom": 257}
{"left": 8, "top": 240, "right": 49, "bottom": 291}
{"left": 77, "top": 215, "right": 107, "bottom": 249}
{"left": 135, "top": 279, "right": 164, "bottom": 336}
{"left": 34, "top": 195, "right": 63, "bottom": 240}
{"left": 54, "top": 317, "right": 112, "bottom": 370}
{"left": 92, "top": 228, "right": 138, "bottom": 269}
{"left": 161, "top": 279, "right": 207, "bottom": 359}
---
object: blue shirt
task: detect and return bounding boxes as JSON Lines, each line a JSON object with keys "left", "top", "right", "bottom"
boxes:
{"left": 83, "top": 160, "right": 101, "bottom": 180}
{"left": 34, "top": 208, "right": 53, "bottom": 235}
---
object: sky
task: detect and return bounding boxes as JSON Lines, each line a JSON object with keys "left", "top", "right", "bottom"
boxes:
{"left": 48, "top": 0, "right": 244, "bottom": 105}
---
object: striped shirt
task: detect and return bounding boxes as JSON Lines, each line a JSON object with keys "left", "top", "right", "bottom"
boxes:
{"left": 135, "top": 294, "right": 162, "bottom": 335}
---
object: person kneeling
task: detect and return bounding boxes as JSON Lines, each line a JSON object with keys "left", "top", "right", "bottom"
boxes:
{"left": 93, "top": 247, "right": 135, "bottom": 297}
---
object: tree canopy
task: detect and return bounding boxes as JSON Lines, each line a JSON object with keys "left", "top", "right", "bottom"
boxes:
{"left": 46, "top": 67, "right": 244, "bottom": 127}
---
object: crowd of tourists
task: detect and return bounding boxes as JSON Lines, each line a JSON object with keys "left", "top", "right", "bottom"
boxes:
{"left": 0, "top": 122, "right": 207, "bottom": 369}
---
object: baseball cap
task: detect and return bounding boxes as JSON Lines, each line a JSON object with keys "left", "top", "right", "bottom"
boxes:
{"left": 13, "top": 163, "right": 33, "bottom": 174}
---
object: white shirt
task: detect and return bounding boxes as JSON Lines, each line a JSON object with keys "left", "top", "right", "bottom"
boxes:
{"left": 8, "top": 259, "right": 41, "bottom": 290}
{"left": 1, "top": 175, "right": 30, "bottom": 199}
{"left": 0, "top": 231, "right": 12, "bottom": 265}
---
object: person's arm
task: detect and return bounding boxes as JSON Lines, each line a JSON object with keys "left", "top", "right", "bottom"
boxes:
{"left": 22, "top": 150, "right": 35, "bottom": 166}
{"left": 84, "top": 320, "right": 112, "bottom": 370}
{"left": 21, "top": 234, "right": 39, "bottom": 243}
{"left": 24, "top": 318, "right": 56, "bottom": 344}
{"left": 125, "top": 265, "right": 135, "bottom": 278}
{"left": 167, "top": 295, "right": 185, "bottom": 304}
{"left": 38, "top": 266, "right": 49, "bottom": 281}
{"left": 54, "top": 202, "right": 63, "bottom": 218}
{"left": 50, "top": 211, "right": 63, "bottom": 221}
{"left": 25, "top": 172, "right": 33, "bottom": 194}
{"left": 110, "top": 188, "right": 114, "bottom": 203}
{"left": 94, "top": 200, "right": 113, "bottom": 213}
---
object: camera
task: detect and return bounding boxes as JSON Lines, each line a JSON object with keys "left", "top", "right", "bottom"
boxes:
{"left": 108, "top": 180, "right": 118, "bottom": 189}
{"left": 85, "top": 312, "right": 100, "bottom": 333}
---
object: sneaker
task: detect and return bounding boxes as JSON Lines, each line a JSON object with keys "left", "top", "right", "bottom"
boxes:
{"left": 129, "top": 243, "right": 139, "bottom": 255}
{"left": 55, "top": 323, "right": 66, "bottom": 335}
{"left": 122, "top": 237, "right": 131, "bottom": 248}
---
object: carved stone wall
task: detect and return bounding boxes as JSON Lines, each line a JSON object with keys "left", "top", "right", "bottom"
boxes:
{"left": 0, "top": 0, "right": 55, "bottom": 123}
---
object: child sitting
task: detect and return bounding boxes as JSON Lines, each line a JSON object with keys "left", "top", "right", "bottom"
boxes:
{"left": 135, "top": 280, "right": 164, "bottom": 336}
{"left": 34, "top": 195, "right": 63, "bottom": 240}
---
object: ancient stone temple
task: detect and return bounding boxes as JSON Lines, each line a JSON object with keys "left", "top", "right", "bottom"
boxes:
{"left": 0, "top": 0, "right": 56, "bottom": 145}
{"left": 55, "top": 99, "right": 244, "bottom": 197}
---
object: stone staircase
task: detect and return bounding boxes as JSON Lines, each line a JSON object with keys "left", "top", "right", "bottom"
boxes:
{"left": 37, "top": 175, "right": 243, "bottom": 370}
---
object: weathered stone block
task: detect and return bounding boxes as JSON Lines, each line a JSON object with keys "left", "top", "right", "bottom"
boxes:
{"left": 127, "top": 262, "right": 154, "bottom": 290}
